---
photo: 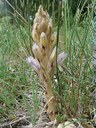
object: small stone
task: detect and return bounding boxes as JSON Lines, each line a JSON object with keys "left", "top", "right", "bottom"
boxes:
{"left": 58, "top": 121, "right": 76, "bottom": 128}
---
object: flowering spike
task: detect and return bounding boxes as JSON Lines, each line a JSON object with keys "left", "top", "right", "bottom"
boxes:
{"left": 27, "top": 6, "right": 67, "bottom": 121}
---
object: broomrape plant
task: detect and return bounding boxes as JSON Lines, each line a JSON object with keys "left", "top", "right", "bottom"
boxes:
{"left": 27, "top": 6, "right": 66, "bottom": 121}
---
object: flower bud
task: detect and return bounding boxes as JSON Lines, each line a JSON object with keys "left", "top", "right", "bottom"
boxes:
{"left": 40, "top": 32, "right": 47, "bottom": 49}
{"left": 50, "top": 33, "right": 56, "bottom": 48}
{"left": 32, "top": 30, "right": 39, "bottom": 44}
{"left": 32, "top": 43, "right": 42, "bottom": 61}
{"left": 39, "top": 18, "right": 48, "bottom": 33}
{"left": 50, "top": 47, "right": 56, "bottom": 62}
{"left": 38, "top": 5, "right": 43, "bottom": 15}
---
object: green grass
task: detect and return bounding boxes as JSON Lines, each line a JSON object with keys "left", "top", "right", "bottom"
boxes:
{"left": 0, "top": 0, "right": 94, "bottom": 127}
{"left": 0, "top": 16, "right": 40, "bottom": 125}
{"left": 55, "top": 4, "right": 93, "bottom": 124}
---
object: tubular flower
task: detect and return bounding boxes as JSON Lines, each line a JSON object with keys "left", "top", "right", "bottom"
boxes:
{"left": 27, "top": 56, "right": 40, "bottom": 72}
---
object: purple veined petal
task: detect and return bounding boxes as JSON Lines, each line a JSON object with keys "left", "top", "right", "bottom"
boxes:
{"left": 27, "top": 56, "right": 40, "bottom": 72}
{"left": 57, "top": 52, "right": 67, "bottom": 65}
